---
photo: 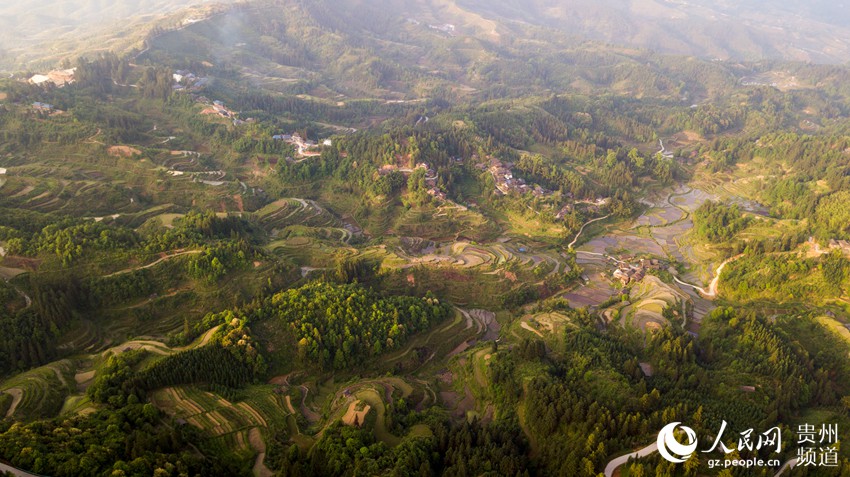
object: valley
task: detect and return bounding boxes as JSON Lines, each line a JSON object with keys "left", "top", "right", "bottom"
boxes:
{"left": 0, "top": 1, "right": 850, "bottom": 476}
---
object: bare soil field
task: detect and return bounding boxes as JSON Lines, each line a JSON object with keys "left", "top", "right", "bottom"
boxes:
{"left": 107, "top": 146, "right": 142, "bottom": 157}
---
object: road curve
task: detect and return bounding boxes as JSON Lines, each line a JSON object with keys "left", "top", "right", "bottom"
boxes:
{"left": 0, "top": 461, "right": 44, "bottom": 477}
{"left": 13, "top": 287, "right": 31, "bottom": 309}
{"left": 569, "top": 214, "right": 612, "bottom": 249}
{"left": 604, "top": 442, "right": 658, "bottom": 477}
{"left": 104, "top": 250, "right": 202, "bottom": 278}
{"left": 604, "top": 444, "right": 795, "bottom": 477}
{"left": 774, "top": 458, "right": 797, "bottom": 477}
{"left": 673, "top": 254, "right": 743, "bottom": 299}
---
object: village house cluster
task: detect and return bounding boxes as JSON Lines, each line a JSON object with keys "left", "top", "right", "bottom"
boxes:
{"left": 196, "top": 97, "right": 253, "bottom": 126}
{"left": 172, "top": 70, "right": 211, "bottom": 92}
{"left": 480, "top": 157, "right": 618, "bottom": 224}
{"left": 612, "top": 258, "right": 664, "bottom": 286}
{"left": 486, "top": 158, "right": 548, "bottom": 196}
{"left": 272, "top": 133, "right": 333, "bottom": 158}
{"left": 28, "top": 68, "right": 76, "bottom": 87}
{"left": 378, "top": 162, "right": 445, "bottom": 200}
{"left": 483, "top": 157, "right": 555, "bottom": 198}
{"left": 428, "top": 23, "right": 456, "bottom": 33}
{"left": 421, "top": 164, "right": 444, "bottom": 200}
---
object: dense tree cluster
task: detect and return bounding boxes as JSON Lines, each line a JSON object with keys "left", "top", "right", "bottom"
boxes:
{"left": 22, "top": 220, "right": 138, "bottom": 265}
{"left": 136, "top": 320, "right": 266, "bottom": 390}
{"left": 494, "top": 306, "right": 850, "bottom": 475}
{"left": 88, "top": 349, "right": 148, "bottom": 407}
{"left": 0, "top": 403, "right": 244, "bottom": 477}
{"left": 0, "top": 277, "right": 80, "bottom": 374}
{"left": 186, "top": 241, "right": 252, "bottom": 283}
{"left": 721, "top": 251, "right": 849, "bottom": 302}
{"left": 273, "top": 419, "right": 531, "bottom": 477}
{"left": 83, "top": 269, "right": 157, "bottom": 308}
{"left": 693, "top": 201, "right": 750, "bottom": 242}
{"left": 256, "top": 281, "right": 450, "bottom": 369}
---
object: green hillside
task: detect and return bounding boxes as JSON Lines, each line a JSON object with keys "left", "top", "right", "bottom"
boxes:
{"left": 1, "top": 1, "right": 850, "bottom": 476}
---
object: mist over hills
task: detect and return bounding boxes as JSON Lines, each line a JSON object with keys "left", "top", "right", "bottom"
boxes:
{"left": 2, "top": 0, "right": 850, "bottom": 71}
{"left": 458, "top": 0, "right": 850, "bottom": 64}
{"left": 0, "top": 0, "right": 235, "bottom": 70}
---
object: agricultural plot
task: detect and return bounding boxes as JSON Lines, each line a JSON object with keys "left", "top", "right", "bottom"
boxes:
{"left": 266, "top": 236, "right": 352, "bottom": 267}
{"left": 518, "top": 311, "right": 575, "bottom": 338}
{"left": 579, "top": 233, "right": 665, "bottom": 258}
{"left": 392, "top": 206, "right": 498, "bottom": 242}
{"left": 258, "top": 198, "right": 350, "bottom": 241}
{"left": 384, "top": 307, "right": 469, "bottom": 362}
{"left": 351, "top": 388, "right": 400, "bottom": 446}
{"left": 816, "top": 316, "right": 850, "bottom": 348}
{"left": 390, "top": 239, "right": 567, "bottom": 277}
{"left": 152, "top": 385, "right": 290, "bottom": 438}
{"left": 0, "top": 359, "right": 76, "bottom": 420}
{"left": 0, "top": 166, "right": 148, "bottom": 218}
{"left": 384, "top": 306, "right": 499, "bottom": 372}
{"left": 563, "top": 262, "right": 619, "bottom": 308}
{"left": 619, "top": 276, "right": 689, "bottom": 332}
{"left": 58, "top": 394, "right": 94, "bottom": 417}
{"left": 341, "top": 400, "right": 372, "bottom": 426}
{"left": 633, "top": 206, "right": 685, "bottom": 228}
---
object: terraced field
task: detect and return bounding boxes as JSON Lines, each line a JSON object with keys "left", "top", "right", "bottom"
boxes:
{"left": 620, "top": 276, "right": 689, "bottom": 331}
{"left": 258, "top": 198, "right": 353, "bottom": 241}
{"left": 0, "top": 168, "right": 145, "bottom": 217}
{"left": 517, "top": 311, "right": 575, "bottom": 338}
{"left": 392, "top": 205, "right": 498, "bottom": 242}
{"left": 152, "top": 386, "right": 291, "bottom": 436}
{"left": 391, "top": 239, "right": 569, "bottom": 276}
{"left": 1, "top": 359, "right": 75, "bottom": 419}
{"left": 384, "top": 306, "right": 496, "bottom": 369}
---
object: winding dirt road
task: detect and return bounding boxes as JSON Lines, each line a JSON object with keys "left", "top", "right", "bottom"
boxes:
{"left": 673, "top": 255, "right": 743, "bottom": 299}
{"left": 104, "top": 250, "right": 201, "bottom": 278}
{"left": 3, "top": 388, "right": 22, "bottom": 418}
{"left": 14, "top": 287, "right": 31, "bottom": 308}
{"left": 249, "top": 428, "right": 273, "bottom": 477}
{"left": 569, "top": 214, "right": 612, "bottom": 249}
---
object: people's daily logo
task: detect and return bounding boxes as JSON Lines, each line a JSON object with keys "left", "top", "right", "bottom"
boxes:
{"left": 656, "top": 421, "right": 839, "bottom": 469}
{"left": 657, "top": 422, "right": 697, "bottom": 463}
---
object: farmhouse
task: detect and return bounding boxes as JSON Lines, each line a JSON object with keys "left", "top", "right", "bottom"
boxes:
{"left": 829, "top": 239, "right": 850, "bottom": 255}
{"left": 32, "top": 102, "right": 53, "bottom": 112}
{"left": 555, "top": 204, "right": 573, "bottom": 220}
{"left": 427, "top": 188, "right": 447, "bottom": 200}
{"left": 28, "top": 68, "right": 76, "bottom": 87}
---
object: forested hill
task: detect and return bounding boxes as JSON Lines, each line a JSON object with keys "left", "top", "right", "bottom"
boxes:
{"left": 138, "top": 0, "right": 850, "bottom": 106}
{"left": 5, "top": 0, "right": 850, "bottom": 72}
{"left": 3, "top": 0, "right": 850, "bottom": 475}
{"left": 456, "top": 0, "right": 850, "bottom": 64}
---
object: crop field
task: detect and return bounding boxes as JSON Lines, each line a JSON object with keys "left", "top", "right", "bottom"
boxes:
{"left": 351, "top": 388, "right": 400, "bottom": 446}
{"left": 259, "top": 198, "right": 344, "bottom": 232}
{"left": 518, "top": 311, "right": 574, "bottom": 338}
{"left": 266, "top": 236, "right": 352, "bottom": 267}
{"left": 564, "top": 262, "right": 620, "bottom": 308}
{"left": 392, "top": 205, "right": 499, "bottom": 242}
{"left": 0, "top": 359, "right": 75, "bottom": 419}
{"left": 152, "top": 386, "right": 290, "bottom": 437}
{"left": 620, "top": 276, "right": 689, "bottom": 332}
{"left": 815, "top": 315, "right": 850, "bottom": 347}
